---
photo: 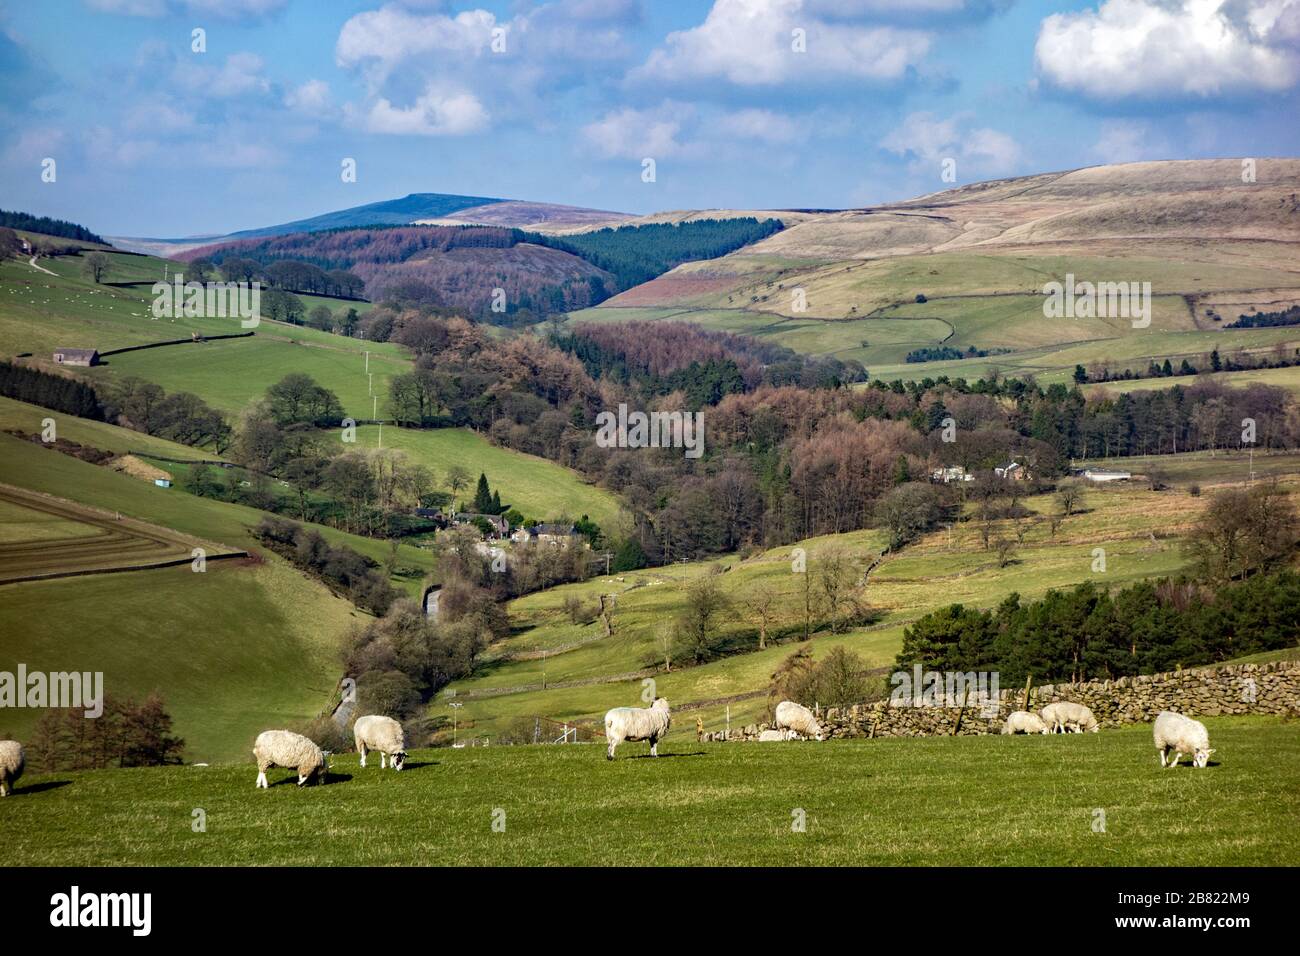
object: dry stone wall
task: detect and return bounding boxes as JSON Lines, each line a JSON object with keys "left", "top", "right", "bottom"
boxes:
{"left": 705, "top": 660, "right": 1300, "bottom": 741}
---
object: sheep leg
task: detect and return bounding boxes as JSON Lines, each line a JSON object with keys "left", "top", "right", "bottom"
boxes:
{"left": 650, "top": 737, "right": 658, "bottom": 757}
{"left": 380, "top": 751, "right": 387, "bottom": 769}
{"left": 1159, "top": 748, "right": 1167, "bottom": 767}
{"left": 1169, "top": 751, "right": 1181, "bottom": 768}
{"left": 256, "top": 768, "right": 268, "bottom": 788}
{"left": 358, "top": 744, "right": 367, "bottom": 768}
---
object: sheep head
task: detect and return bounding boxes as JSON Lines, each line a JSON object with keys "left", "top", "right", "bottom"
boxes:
{"left": 1194, "top": 747, "right": 1215, "bottom": 769}
{"left": 392, "top": 751, "right": 407, "bottom": 771}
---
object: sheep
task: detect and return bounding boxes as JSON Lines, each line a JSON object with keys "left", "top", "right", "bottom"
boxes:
{"left": 1002, "top": 711, "right": 1049, "bottom": 735}
{"left": 757, "top": 729, "right": 789, "bottom": 742}
{"left": 1153, "top": 711, "right": 1215, "bottom": 769}
{"left": 253, "top": 730, "right": 328, "bottom": 788}
{"left": 774, "top": 700, "right": 825, "bottom": 741}
{"left": 353, "top": 715, "right": 407, "bottom": 771}
{"left": 0, "top": 740, "right": 24, "bottom": 797}
{"left": 1040, "top": 701, "right": 1099, "bottom": 733}
{"left": 604, "top": 698, "right": 671, "bottom": 759}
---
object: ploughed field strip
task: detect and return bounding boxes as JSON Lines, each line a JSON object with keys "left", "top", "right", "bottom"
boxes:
{"left": 0, "top": 483, "right": 241, "bottom": 584}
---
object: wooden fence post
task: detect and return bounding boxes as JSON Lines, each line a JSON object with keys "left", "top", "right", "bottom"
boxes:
{"left": 952, "top": 686, "right": 971, "bottom": 735}
{"left": 1021, "top": 673, "right": 1033, "bottom": 712}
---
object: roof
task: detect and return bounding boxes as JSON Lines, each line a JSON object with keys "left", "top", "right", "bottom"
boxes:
{"left": 53, "top": 348, "right": 98, "bottom": 359}
{"left": 533, "top": 523, "right": 576, "bottom": 535}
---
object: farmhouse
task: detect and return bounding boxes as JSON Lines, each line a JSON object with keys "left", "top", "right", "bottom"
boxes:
{"left": 995, "top": 461, "right": 1030, "bottom": 480}
{"left": 931, "top": 465, "right": 974, "bottom": 483}
{"left": 511, "top": 523, "right": 581, "bottom": 546}
{"left": 1083, "top": 468, "right": 1131, "bottom": 482}
{"left": 52, "top": 348, "right": 99, "bottom": 367}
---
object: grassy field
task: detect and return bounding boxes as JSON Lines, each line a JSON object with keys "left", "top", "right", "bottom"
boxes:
{"left": 1, "top": 252, "right": 394, "bottom": 360}
{"left": 93, "top": 335, "right": 409, "bottom": 420}
{"left": 1093, "top": 365, "right": 1300, "bottom": 397}
{"left": 350, "top": 425, "right": 625, "bottom": 530}
{"left": 2, "top": 718, "right": 1295, "bottom": 865}
{"left": 0, "top": 561, "right": 359, "bottom": 764}
{"left": 1075, "top": 449, "right": 1300, "bottom": 486}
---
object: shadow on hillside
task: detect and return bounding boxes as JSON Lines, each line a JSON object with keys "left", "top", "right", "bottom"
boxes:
{"left": 16, "top": 780, "right": 72, "bottom": 795}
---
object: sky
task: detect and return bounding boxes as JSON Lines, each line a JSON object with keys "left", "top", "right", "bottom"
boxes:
{"left": 2, "top": 0, "right": 1298, "bottom": 237}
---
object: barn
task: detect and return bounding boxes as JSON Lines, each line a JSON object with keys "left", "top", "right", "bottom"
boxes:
{"left": 52, "top": 348, "right": 99, "bottom": 367}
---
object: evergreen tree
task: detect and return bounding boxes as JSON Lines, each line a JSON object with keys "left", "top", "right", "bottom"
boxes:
{"left": 472, "top": 473, "right": 493, "bottom": 513}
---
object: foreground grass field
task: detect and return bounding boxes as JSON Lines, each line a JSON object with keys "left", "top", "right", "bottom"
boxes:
{"left": 2, "top": 719, "right": 1295, "bottom": 865}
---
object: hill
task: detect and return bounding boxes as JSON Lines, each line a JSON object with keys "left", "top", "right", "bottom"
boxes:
{"left": 575, "top": 159, "right": 1300, "bottom": 385}
{"left": 106, "top": 192, "right": 632, "bottom": 256}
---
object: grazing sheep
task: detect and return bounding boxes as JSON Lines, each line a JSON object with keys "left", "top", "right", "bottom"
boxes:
{"left": 604, "top": 698, "right": 671, "bottom": 760}
{"left": 253, "top": 730, "right": 328, "bottom": 788}
{"left": 1002, "top": 711, "right": 1049, "bottom": 735}
{"left": 0, "top": 740, "right": 24, "bottom": 797}
{"left": 1040, "top": 701, "right": 1099, "bottom": 733}
{"left": 1153, "top": 711, "right": 1215, "bottom": 768}
{"left": 353, "top": 715, "right": 407, "bottom": 771}
{"left": 774, "top": 700, "right": 825, "bottom": 741}
{"left": 757, "top": 729, "right": 788, "bottom": 742}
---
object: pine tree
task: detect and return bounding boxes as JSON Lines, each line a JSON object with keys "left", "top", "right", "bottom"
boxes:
{"left": 472, "top": 473, "right": 493, "bottom": 513}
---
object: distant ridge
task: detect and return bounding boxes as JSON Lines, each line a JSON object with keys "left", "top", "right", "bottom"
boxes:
{"left": 226, "top": 192, "right": 502, "bottom": 239}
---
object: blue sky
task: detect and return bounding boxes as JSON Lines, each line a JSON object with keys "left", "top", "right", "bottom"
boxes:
{"left": 2, "top": 0, "right": 1298, "bottom": 237}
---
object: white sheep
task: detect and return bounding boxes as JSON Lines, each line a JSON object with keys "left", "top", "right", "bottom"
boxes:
{"left": 1153, "top": 711, "right": 1215, "bottom": 768}
{"left": 1002, "top": 711, "right": 1049, "bottom": 735}
{"left": 757, "top": 729, "right": 789, "bottom": 742}
{"left": 1040, "top": 701, "right": 1099, "bottom": 733}
{"left": 253, "top": 730, "right": 328, "bottom": 788}
{"left": 353, "top": 715, "right": 407, "bottom": 771}
{"left": 604, "top": 698, "right": 671, "bottom": 759}
{"left": 0, "top": 740, "right": 24, "bottom": 797}
{"left": 774, "top": 700, "right": 825, "bottom": 740}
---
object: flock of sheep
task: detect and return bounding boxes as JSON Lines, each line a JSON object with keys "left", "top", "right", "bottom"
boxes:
{"left": 0, "top": 702, "right": 1215, "bottom": 796}
{"left": 1001, "top": 704, "right": 1215, "bottom": 768}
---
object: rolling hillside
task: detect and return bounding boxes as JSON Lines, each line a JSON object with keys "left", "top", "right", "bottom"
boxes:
{"left": 441, "top": 479, "right": 1251, "bottom": 743}
{"left": 575, "top": 159, "right": 1300, "bottom": 385}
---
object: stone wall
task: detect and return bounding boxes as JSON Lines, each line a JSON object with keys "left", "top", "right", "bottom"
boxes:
{"left": 704, "top": 660, "right": 1300, "bottom": 741}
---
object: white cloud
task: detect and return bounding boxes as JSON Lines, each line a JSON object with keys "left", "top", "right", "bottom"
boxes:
{"left": 1035, "top": 0, "right": 1300, "bottom": 100}
{"left": 581, "top": 103, "right": 689, "bottom": 159}
{"left": 284, "top": 79, "right": 331, "bottom": 112}
{"left": 633, "top": 0, "right": 932, "bottom": 86}
{"left": 361, "top": 85, "right": 489, "bottom": 136}
{"left": 336, "top": 7, "right": 497, "bottom": 73}
{"left": 717, "top": 108, "right": 804, "bottom": 143}
{"left": 882, "top": 111, "right": 1022, "bottom": 176}
{"left": 172, "top": 51, "right": 271, "bottom": 98}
